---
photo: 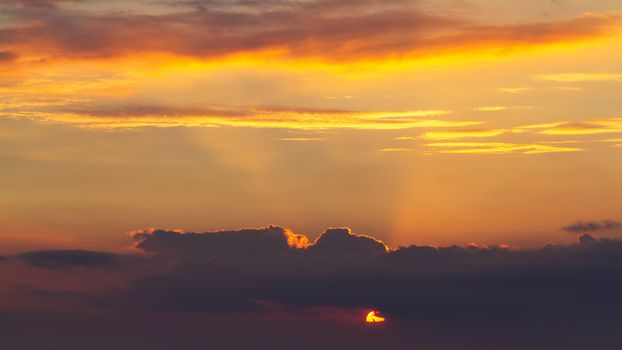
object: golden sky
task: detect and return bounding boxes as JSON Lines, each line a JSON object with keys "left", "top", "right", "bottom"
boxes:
{"left": 1, "top": 0, "right": 622, "bottom": 252}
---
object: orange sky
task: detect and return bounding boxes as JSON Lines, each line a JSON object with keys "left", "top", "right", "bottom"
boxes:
{"left": 1, "top": 0, "right": 622, "bottom": 252}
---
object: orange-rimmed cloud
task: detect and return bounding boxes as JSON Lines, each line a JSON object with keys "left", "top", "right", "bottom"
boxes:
{"left": 0, "top": 1, "right": 620, "bottom": 64}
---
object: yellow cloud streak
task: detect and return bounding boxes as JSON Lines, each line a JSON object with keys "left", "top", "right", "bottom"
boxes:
{"left": 539, "top": 118, "right": 622, "bottom": 135}
{"left": 278, "top": 138, "right": 324, "bottom": 141}
{"left": 423, "top": 129, "right": 507, "bottom": 140}
{"left": 426, "top": 142, "right": 583, "bottom": 154}
{"left": 534, "top": 72, "right": 622, "bottom": 83}
{"left": 379, "top": 148, "right": 412, "bottom": 152}
{"left": 475, "top": 106, "right": 534, "bottom": 112}
{"left": 13, "top": 110, "right": 480, "bottom": 131}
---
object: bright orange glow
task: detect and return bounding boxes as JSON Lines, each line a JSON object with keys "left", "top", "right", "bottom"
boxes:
{"left": 285, "top": 231, "right": 309, "bottom": 249}
{"left": 365, "top": 311, "right": 386, "bottom": 323}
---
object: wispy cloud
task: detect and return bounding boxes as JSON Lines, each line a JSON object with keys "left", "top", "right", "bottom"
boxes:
{"left": 497, "top": 87, "right": 532, "bottom": 94}
{"left": 379, "top": 148, "right": 412, "bottom": 152}
{"left": 539, "top": 118, "right": 622, "bottom": 135}
{"left": 475, "top": 106, "right": 534, "bottom": 112}
{"left": 514, "top": 122, "right": 570, "bottom": 130}
{"left": 6, "top": 106, "right": 476, "bottom": 130}
{"left": 422, "top": 129, "right": 507, "bottom": 140}
{"left": 534, "top": 72, "right": 622, "bottom": 83}
{"left": 426, "top": 142, "right": 583, "bottom": 154}
{"left": 277, "top": 137, "right": 323, "bottom": 141}
{"left": 562, "top": 220, "right": 622, "bottom": 233}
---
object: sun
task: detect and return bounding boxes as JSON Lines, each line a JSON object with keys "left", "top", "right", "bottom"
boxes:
{"left": 365, "top": 310, "right": 386, "bottom": 323}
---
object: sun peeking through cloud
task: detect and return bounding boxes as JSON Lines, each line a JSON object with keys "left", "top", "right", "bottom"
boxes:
{"left": 365, "top": 311, "right": 386, "bottom": 323}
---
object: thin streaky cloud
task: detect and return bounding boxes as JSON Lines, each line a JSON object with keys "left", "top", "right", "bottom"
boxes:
{"left": 475, "top": 106, "right": 534, "bottom": 112}
{"left": 534, "top": 72, "right": 622, "bottom": 83}
{"left": 497, "top": 87, "right": 532, "bottom": 94}
{"left": 422, "top": 129, "right": 507, "bottom": 140}
{"left": 539, "top": 118, "right": 622, "bottom": 135}
{"left": 379, "top": 148, "right": 412, "bottom": 152}
{"left": 277, "top": 137, "right": 324, "bottom": 141}
{"left": 426, "top": 142, "right": 583, "bottom": 155}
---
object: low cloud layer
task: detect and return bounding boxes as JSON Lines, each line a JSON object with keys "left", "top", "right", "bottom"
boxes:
{"left": 17, "top": 249, "right": 122, "bottom": 269}
{"left": 3, "top": 226, "right": 622, "bottom": 349}
{"left": 117, "top": 227, "right": 622, "bottom": 323}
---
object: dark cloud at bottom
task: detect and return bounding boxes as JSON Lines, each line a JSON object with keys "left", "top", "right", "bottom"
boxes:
{"left": 2, "top": 226, "right": 622, "bottom": 349}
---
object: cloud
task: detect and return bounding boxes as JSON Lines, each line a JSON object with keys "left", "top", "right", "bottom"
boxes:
{"left": 379, "top": 148, "right": 412, "bottom": 152}
{"left": 309, "top": 228, "right": 388, "bottom": 256}
{"left": 534, "top": 72, "right": 622, "bottom": 83}
{"left": 422, "top": 129, "right": 507, "bottom": 140}
{"left": 538, "top": 118, "right": 622, "bottom": 135}
{"left": 18, "top": 284, "right": 87, "bottom": 300}
{"left": 0, "top": 1, "right": 619, "bottom": 62}
{"left": 17, "top": 249, "right": 122, "bottom": 269}
{"left": 497, "top": 87, "right": 532, "bottom": 94}
{"left": 3, "top": 225, "right": 622, "bottom": 348}
{"left": 131, "top": 225, "right": 309, "bottom": 259}
{"left": 0, "top": 51, "right": 18, "bottom": 62}
{"left": 562, "top": 220, "right": 622, "bottom": 233}
{"left": 277, "top": 138, "right": 323, "bottom": 141}
{"left": 424, "top": 142, "right": 582, "bottom": 154}
{"left": 9, "top": 104, "right": 474, "bottom": 130}
{"left": 475, "top": 106, "right": 534, "bottom": 112}
{"left": 393, "top": 136, "right": 416, "bottom": 140}
{"left": 108, "top": 227, "right": 622, "bottom": 330}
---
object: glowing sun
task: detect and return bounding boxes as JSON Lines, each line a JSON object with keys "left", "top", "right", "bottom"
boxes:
{"left": 365, "top": 311, "right": 386, "bottom": 323}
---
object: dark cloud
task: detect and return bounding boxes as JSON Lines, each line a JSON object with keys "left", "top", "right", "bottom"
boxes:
{"left": 131, "top": 225, "right": 308, "bottom": 259}
{"left": 119, "top": 226, "right": 622, "bottom": 325}
{"left": 18, "top": 284, "right": 87, "bottom": 300}
{"left": 562, "top": 220, "right": 622, "bottom": 233}
{"left": 57, "top": 104, "right": 349, "bottom": 118}
{"left": 309, "top": 227, "right": 388, "bottom": 256}
{"left": 3, "top": 226, "right": 622, "bottom": 349}
{"left": 17, "top": 249, "right": 122, "bottom": 269}
{"left": 0, "top": 1, "right": 618, "bottom": 61}
{"left": 0, "top": 51, "right": 18, "bottom": 62}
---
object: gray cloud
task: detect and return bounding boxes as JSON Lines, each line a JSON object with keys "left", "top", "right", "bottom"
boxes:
{"left": 309, "top": 227, "right": 388, "bottom": 256}
{"left": 17, "top": 249, "right": 122, "bottom": 269}
{"left": 0, "top": 1, "right": 618, "bottom": 61}
{"left": 562, "top": 220, "right": 622, "bottom": 233}
{"left": 4, "top": 226, "right": 622, "bottom": 349}
{"left": 0, "top": 51, "right": 18, "bottom": 62}
{"left": 118, "top": 227, "right": 622, "bottom": 325}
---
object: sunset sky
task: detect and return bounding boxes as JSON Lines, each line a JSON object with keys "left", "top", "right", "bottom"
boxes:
{"left": 1, "top": 1, "right": 622, "bottom": 349}
{"left": 2, "top": 0, "right": 622, "bottom": 252}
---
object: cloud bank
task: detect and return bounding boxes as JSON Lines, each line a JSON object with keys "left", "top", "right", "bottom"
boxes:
{"left": 1, "top": 1, "right": 619, "bottom": 62}
{"left": 116, "top": 227, "right": 622, "bottom": 323}
{"left": 3, "top": 225, "right": 622, "bottom": 349}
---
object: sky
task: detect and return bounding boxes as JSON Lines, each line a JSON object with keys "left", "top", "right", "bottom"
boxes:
{"left": 1, "top": 1, "right": 622, "bottom": 348}
{"left": 1, "top": 0, "right": 622, "bottom": 251}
